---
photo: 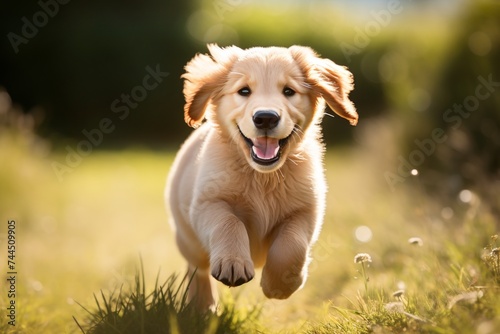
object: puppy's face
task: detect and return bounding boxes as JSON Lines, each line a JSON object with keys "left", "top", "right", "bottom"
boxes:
{"left": 215, "top": 48, "right": 316, "bottom": 172}
{"left": 182, "top": 44, "right": 358, "bottom": 173}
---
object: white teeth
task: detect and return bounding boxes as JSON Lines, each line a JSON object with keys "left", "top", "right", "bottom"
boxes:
{"left": 252, "top": 146, "right": 258, "bottom": 156}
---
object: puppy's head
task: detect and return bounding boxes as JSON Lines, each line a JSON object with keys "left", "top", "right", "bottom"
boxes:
{"left": 182, "top": 44, "right": 358, "bottom": 173}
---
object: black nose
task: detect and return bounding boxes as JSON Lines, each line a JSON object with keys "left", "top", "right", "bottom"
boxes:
{"left": 253, "top": 110, "right": 280, "bottom": 130}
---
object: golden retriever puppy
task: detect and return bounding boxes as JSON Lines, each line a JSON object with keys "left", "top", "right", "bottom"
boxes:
{"left": 166, "top": 44, "right": 358, "bottom": 309}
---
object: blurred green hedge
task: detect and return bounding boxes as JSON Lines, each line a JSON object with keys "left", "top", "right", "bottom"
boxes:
{"left": 1, "top": 0, "right": 498, "bottom": 209}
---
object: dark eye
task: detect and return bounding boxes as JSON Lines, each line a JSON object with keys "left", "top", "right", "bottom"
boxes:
{"left": 283, "top": 87, "right": 296, "bottom": 97}
{"left": 238, "top": 87, "right": 251, "bottom": 96}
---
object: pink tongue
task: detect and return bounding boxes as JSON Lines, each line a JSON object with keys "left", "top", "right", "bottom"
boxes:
{"left": 252, "top": 137, "right": 280, "bottom": 160}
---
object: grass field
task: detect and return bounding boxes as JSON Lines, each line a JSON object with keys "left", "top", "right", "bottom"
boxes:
{"left": 1, "top": 124, "right": 499, "bottom": 333}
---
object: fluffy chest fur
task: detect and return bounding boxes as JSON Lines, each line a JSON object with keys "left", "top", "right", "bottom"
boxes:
{"left": 190, "top": 127, "right": 326, "bottom": 266}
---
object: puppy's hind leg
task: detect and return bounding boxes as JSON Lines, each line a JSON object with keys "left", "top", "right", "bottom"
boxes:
{"left": 186, "top": 265, "right": 218, "bottom": 311}
{"left": 174, "top": 226, "right": 217, "bottom": 310}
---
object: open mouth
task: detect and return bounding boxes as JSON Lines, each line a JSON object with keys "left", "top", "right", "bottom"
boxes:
{"left": 238, "top": 127, "right": 292, "bottom": 166}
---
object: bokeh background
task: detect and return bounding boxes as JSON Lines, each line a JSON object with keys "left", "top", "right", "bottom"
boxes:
{"left": 1, "top": 0, "right": 499, "bottom": 332}
{"left": 1, "top": 0, "right": 499, "bottom": 202}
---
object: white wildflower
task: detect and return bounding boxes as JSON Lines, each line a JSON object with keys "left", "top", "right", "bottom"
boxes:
{"left": 354, "top": 253, "right": 372, "bottom": 264}
{"left": 448, "top": 290, "right": 484, "bottom": 309}
{"left": 408, "top": 237, "right": 423, "bottom": 246}
{"left": 392, "top": 289, "right": 405, "bottom": 298}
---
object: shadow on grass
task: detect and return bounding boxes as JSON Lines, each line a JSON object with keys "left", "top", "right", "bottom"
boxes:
{"left": 74, "top": 263, "right": 262, "bottom": 334}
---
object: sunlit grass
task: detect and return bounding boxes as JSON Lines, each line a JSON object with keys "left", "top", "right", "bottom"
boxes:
{"left": 74, "top": 262, "right": 262, "bottom": 334}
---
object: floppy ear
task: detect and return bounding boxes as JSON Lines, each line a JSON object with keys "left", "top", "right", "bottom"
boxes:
{"left": 182, "top": 44, "right": 242, "bottom": 127}
{"left": 289, "top": 46, "right": 358, "bottom": 126}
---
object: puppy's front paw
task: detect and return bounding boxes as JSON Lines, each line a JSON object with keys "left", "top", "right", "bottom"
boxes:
{"left": 211, "top": 256, "right": 254, "bottom": 287}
